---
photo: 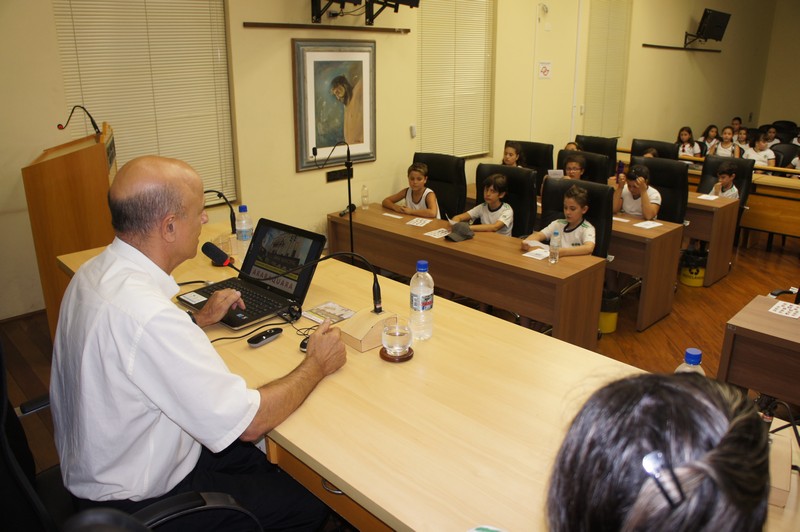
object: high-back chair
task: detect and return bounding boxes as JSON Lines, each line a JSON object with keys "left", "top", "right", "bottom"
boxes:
{"left": 770, "top": 143, "right": 799, "bottom": 169}
{"left": 697, "top": 155, "right": 755, "bottom": 245}
{"left": 540, "top": 178, "right": 614, "bottom": 259}
{"left": 474, "top": 163, "right": 537, "bottom": 237}
{"left": 630, "top": 138, "right": 680, "bottom": 160}
{"left": 630, "top": 155, "right": 688, "bottom": 225}
{"left": 556, "top": 149, "right": 610, "bottom": 184}
{"left": 412, "top": 152, "right": 467, "bottom": 219}
{"left": 509, "top": 140, "right": 553, "bottom": 194}
{"left": 575, "top": 135, "right": 618, "bottom": 178}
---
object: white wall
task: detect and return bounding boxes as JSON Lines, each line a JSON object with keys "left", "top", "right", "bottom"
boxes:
{"left": 620, "top": 0, "right": 776, "bottom": 145}
{"left": 0, "top": 1, "right": 66, "bottom": 319}
{"left": 760, "top": 0, "right": 800, "bottom": 123}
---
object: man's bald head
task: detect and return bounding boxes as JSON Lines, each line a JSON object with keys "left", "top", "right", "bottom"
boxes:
{"left": 109, "top": 156, "right": 200, "bottom": 239}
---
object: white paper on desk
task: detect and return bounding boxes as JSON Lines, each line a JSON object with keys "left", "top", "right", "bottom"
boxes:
{"left": 633, "top": 220, "right": 663, "bottom": 229}
{"left": 697, "top": 194, "right": 718, "bottom": 200}
{"left": 523, "top": 248, "right": 550, "bottom": 260}
{"left": 407, "top": 217, "right": 432, "bottom": 227}
{"left": 382, "top": 212, "right": 403, "bottom": 219}
{"left": 612, "top": 216, "right": 630, "bottom": 222}
{"left": 425, "top": 228, "right": 450, "bottom": 239}
{"left": 768, "top": 301, "right": 800, "bottom": 319}
{"left": 547, "top": 170, "right": 564, "bottom": 179}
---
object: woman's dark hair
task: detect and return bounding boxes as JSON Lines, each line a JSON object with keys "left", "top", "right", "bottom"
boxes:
{"left": 547, "top": 373, "right": 769, "bottom": 532}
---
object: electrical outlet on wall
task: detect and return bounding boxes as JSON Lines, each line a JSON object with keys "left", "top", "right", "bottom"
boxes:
{"left": 410, "top": 124, "right": 417, "bottom": 138}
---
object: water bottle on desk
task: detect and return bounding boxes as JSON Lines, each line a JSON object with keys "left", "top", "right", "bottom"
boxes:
{"left": 235, "top": 204, "right": 254, "bottom": 257}
{"left": 410, "top": 260, "right": 434, "bottom": 341}
{"left": 675, "top": 348, "right": 705, "bottom": 375}
{"left": 549, "top": 230, "right": 561, "bottom": 264}
{"left": 361, "top": 184, "right": 370, "bottom": 209}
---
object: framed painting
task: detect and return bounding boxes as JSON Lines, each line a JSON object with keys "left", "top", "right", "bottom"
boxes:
{"left": 292, "top": 39, "right": 376, "bottom": 172}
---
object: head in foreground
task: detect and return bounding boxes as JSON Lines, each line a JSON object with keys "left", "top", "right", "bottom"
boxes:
{"left": 547, "top": 373, "right": 769, "bottom": 532}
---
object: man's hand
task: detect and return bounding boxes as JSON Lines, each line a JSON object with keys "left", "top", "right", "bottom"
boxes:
{"left": 193, "top": 288, "right": 245, "bottom": 328}
{"left": 305, "top": 319, "right": 347, "bottom": 376}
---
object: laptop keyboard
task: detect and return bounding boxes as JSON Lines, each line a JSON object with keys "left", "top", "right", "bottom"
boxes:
{"left": 195, "top": 278, "right": 285, "bottom": 316}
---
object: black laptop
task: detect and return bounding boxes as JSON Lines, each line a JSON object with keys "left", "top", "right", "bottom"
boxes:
{"left": 179, "top": 218, "right": 326, "bottom": 329}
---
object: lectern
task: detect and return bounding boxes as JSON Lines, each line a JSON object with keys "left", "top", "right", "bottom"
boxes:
{"left": 22, "top": 123, "right": 117, "bottom": 339}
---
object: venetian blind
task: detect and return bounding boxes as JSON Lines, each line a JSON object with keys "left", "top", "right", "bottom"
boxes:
{"left": 52, "top": 0, "right": 236, "bottom": 201}
{"left": 417, "top": 0, "right": 494, "bottom": 157}
{"left": 583, "top": 0, "right": 632, "bottom": 138}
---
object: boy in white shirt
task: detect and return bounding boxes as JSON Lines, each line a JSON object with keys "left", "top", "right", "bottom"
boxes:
{"left": 521, "top": 184, "right": 595, "bottom": 256}
{"left": 453, "top": 173, "right": 514, "bottom": 236}
{"left": 611, "top": 164, "right": 661, "bottom": 220}
{"left": 711, "top": 161, "right": 739, "bottom": 199}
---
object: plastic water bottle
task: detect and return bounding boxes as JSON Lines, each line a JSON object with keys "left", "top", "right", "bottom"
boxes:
{"left": 675, "top": 348, "right": 705, "bottom": 375}
{"left": 410, "top": 260, "right": 434, "bottom": 341}
{"left": 361, "top": 184, "right": 369, "bottom": 209}
{"left": 549, "top": 230, "right": 561, "bottom": 264}
{"left": 235, "top": 204, "right": 254, "bottom": 256}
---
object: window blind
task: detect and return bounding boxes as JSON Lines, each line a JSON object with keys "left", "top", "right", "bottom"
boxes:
{"left": 52, "top": 0, "right": 236, "bottom": 202}
{"left": 417, "top": 0, "right": 494, "bottom": 157}
{"left": 582, "top": 0, "right": 632, "bottom": 138}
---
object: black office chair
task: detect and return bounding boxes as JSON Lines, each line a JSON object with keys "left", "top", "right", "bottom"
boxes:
{"left": 0, "top": 341, "right": 262, "bottom": 532}
{"left": 509, "top": 140, "right": 553, "bottom": 194}
{"left": 630, "top": 139, "right": 680, "bottom": 160}
{"left": 770, "top": 143, "right": 799, "bottom": 169}
{"left": 772, "top": 120, "right": 797, "bottom": 132}
{"left": 575, "top": 134, "right": 618, "bottom": 178}
{"left": 774, "top": 130, "right": 796, "bottom": 145}
{"left": 630, "top": 156, "right": 688, "bottom": 225}
{"left": 540, "top": 178, "right": 614, "bottom": 259}
{"left": 474, "top": 163, "right": 537, "bottom": 237}
{"left": 412, "top": 152, "right": 466, "bottom": 219}
{"left": 556, "top": 149, "right": 610, "bottom": 184}
{"left": 697, "top": 155, "right": 755, "bottom": 246}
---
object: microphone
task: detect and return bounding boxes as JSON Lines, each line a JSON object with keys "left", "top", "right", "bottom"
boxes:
{"left": 201, "top": 241, "right": 234, "bottom": 267}
{"left": 201, "top": 242, "right": 383, "bottom": 315}
{"left": 57, "top": 105, "right": 101, "bottom": 135}
{"left": 204, "top": 189, "right": 236, "bottom": 234}
{"left": 339, "top": 203, "right": 356, "bottom": 217}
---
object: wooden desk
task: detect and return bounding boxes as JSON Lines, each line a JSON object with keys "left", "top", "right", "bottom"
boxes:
{"left": 741, "top": 176, "right": 800, "bottom": 243}
{"left": 719, "top": 295, "right": 800, "bottom": 406}
{"left": 56, "top": 234, "right": 799, "bottom": 531}
{"left": 606, "top": 215, "right": 683, "bottom": 331}
{"left": 327, "top": 205, "right": 606, "bottom": 350}
{"left": 683, "top": 191, "right": 739, "bottom": 286}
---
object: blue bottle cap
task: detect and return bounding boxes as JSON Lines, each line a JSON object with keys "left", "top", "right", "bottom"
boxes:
{"left": 684, "top": 348, "right": 702, "bottom": 365}
{"left": 416, "top": 260, "right": 428, "bottom": 272}
{"left": 238, "top": 204, "right": 248, "bottom": 213}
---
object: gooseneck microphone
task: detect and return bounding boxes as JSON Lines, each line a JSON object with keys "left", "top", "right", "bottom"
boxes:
{"left": 204, "top": 189, "right": 237, "bottom": 234}
{"left": 202, "top": 242, "right": 383, "bottom": 315}
{"left": 57, "top": 105, "right": 101, "bottom": 136}
{"left": 338, "top": 204, "right": 356, "bottom": 217}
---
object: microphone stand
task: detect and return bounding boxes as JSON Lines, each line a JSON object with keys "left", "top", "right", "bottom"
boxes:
{"left": 345, "top": 144, "right": 355, "bottom": 264}
{"left": 204, "top": 189, "right": 236, "bottom": 234}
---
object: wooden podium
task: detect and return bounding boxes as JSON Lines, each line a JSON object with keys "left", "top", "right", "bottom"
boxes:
{"left": 22, "top": 123, "right": 117, "bottom": 339}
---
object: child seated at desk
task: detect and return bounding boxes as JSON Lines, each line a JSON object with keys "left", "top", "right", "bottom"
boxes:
{"left": 710, "top": 161, "right": 739, "bottom": 199}
{"left": 502, "top": 140, "right": 524, "bottom": 167}
{"left": 382, "top": 162, "right": 441, "bottom": 218}
{"left": 563, "top": 153, "right": 586, "bottom": 180}
{"left": 521, "top": 184, "right": 595, "bottom": 256}
{"left": 611, "top": 164, "right": 661, "bottom": 220}
{"left": 711, "top": 126, "right": 740, "bottom": 158}
{"left": 452, "top": 173, "right": 514, "bottom": 236}
{"left": 743, "top": 133, "right": 776, "bottom": 174}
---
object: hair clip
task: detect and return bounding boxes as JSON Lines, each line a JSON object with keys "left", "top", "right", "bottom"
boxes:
{"left": 642, "top": 451, "right": 686, "bottom": 509}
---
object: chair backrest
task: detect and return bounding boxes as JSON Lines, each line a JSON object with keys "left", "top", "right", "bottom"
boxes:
{"left": 697, "top": 155, "right": 755, "bottom": 209}
{"left": 773, "top": 120, "right": 797, "bottom": 131}
{"left": 509, "top": 140, "right": 553, "bottom": 195}
{"left": 771, "top": 143, "right": 799, "bottom": 168}
{"left": 412, "top": 152, "right": 466, "bottom": 219}
{"left": 775, "top": 130, "right": 796, "bottom": 144}
{"left": 575, "top": 135, "right": 618, "bottom": 177}
{"left": 630, "top": 138, "right": 680, "bottom": 160}
{"left": 540, "top": 178, "right": 614, "bottom": 259}
{"left": 630, "top": 156, "right": 688, "bottom": 224}
{"left": 1, "top": 342, "right": 59, "bottom": 532}
{"left": 556, "top": 149, "right": 610, "bottom": 184}
{"left": 474, "top": 163, "right": 537, "bottom": 237}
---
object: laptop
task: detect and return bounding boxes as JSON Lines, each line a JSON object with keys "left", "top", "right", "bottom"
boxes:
{"left": 178, "top": 218, "right": 327, "bottom": 330}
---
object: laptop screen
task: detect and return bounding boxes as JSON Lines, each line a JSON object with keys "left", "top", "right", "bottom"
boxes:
{"left": 239, "top": 218, "right": 327, "bottom": 302}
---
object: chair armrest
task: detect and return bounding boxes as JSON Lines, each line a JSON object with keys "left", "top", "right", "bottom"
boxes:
{"left": 15, "top": 394, "right": 50, "bottom": 417}
{"left": 133, "top": 491, "right": 261, "bottom": 530}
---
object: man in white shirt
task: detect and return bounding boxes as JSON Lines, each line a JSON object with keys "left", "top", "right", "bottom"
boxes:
{"left": 51, "top": 156, "right": 346, "bottom": 529}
